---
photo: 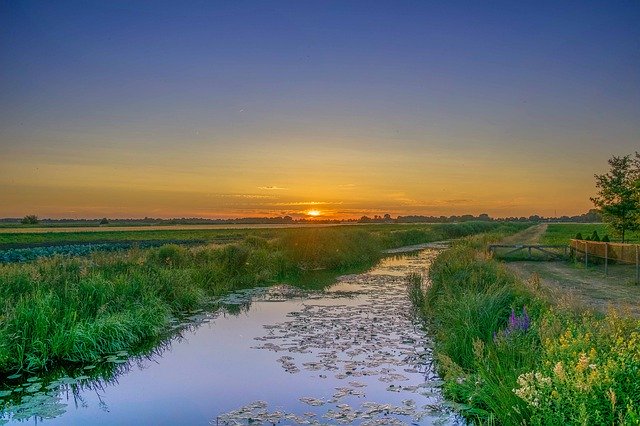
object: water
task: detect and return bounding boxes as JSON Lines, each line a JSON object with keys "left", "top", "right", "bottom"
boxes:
{"left": 1, "top": 249, "right": 462, "bottom": 425}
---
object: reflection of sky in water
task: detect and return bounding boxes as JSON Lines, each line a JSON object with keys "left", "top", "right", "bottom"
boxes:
{"left": 2, "top": 249, "right": 459, "bottom": 425}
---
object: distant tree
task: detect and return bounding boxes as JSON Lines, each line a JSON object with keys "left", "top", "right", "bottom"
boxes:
{"left": 591, "top": 155, "right": 640, "bottom": 243}
{"left": 591, "top": 230, "right": 600, "bottom": 242}
{"left": 99, "top": 217, "right": 109, "bottom": 225}
{"left": 21, "top": 214, "right": 39, "bottom": 225}
{"left": 575, "top": 232, "right": 583, "bottom": 240}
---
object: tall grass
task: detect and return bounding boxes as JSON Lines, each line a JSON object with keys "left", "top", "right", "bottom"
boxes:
{"left": 0, "top": 222, "right": 513, "bottom": 375}
{"left": 419, "top": 232, "right": 640, "bottom": 424}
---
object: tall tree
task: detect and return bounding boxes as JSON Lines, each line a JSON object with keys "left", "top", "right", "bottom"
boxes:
{"left": 590, "top": 155, "right": 640, "bottom": 242}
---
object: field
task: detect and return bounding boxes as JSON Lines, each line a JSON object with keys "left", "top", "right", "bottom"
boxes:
{"left": 416, "top": 232, "right": 640, "bottom": 424}
{"left": 541, "top": 223, "right": 640, "bottom": 245}
{"left": 0, "top": 222, "right": 525, "bottom": 377}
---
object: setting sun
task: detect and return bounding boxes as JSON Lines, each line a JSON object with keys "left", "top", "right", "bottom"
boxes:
{"left": 306, "top": 210, "right": 321, "bottom": 217}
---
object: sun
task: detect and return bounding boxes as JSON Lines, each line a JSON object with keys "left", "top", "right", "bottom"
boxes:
{"left": 306, "top": 209, "right": 321, "bottom": 217}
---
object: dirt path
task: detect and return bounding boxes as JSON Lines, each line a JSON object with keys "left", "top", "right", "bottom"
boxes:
{"left": 500, "top": 223, "right": 548, "bottom": 245}
{"left": 500, "top": 224, "right": 640, "bottom": 317}
{"left": 508, "top": 262, "right": 640, "bottom": 317}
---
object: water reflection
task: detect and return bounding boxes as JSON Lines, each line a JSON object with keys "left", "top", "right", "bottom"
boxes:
{"left": 1, "top": 249, "right": 461, "bottom": 425}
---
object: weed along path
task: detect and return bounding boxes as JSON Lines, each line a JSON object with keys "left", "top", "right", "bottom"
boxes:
{"left": 0, "top": 249, "right": 461, "bottom": 425}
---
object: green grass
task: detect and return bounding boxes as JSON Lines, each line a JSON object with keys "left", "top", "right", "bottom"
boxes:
{"left": 0, "top": 222, "right": 519, "bottom": 247}
{"left": 417, "top": 232, "right": 640, "bottom": 424}
{"left": 0, "top": 222, "right": 519, "bottom": 376}
{"left": 0, "top": 228, "right": 271, "bottom": 246}
{"left": 541, "top": 223, "right": 640, "bottom": 246}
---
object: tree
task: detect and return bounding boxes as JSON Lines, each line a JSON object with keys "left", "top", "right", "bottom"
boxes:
{"left": 99, "top": 217, "right": 109, "bottom": 225}
{"left": 21, "top": 214, "right": 39, "bottom": 225}
{"left": 590, "top": 155, "right": 640, "bottom": 243}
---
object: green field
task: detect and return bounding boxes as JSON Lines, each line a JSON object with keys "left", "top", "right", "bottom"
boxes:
{"left": 0, "top": 223, "right": 507, "bottom": 247}
{"left": 541, "top": 223, "right": 640, "bottom": 245}
{"left": 0, "top": 222, "right": 527, "bottom": 376}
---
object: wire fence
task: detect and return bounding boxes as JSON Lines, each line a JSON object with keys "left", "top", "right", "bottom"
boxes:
{"left": 570, "top": 239, "right": 640, "bottom": 281}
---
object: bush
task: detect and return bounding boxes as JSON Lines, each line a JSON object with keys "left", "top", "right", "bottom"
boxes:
{"left": 591, "top": 230, "right": 601, "bottom": 242}
{"left": 575, "top": 233, "right": 583, "bottom": 240}
{"left": 602, "top": 234, "right": 610, "bottom": 242}
{"left": 21, "top": 215, "right": 39, "bottom": 225}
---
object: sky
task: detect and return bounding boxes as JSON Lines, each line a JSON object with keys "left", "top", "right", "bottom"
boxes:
{"left": 1, "top": 1, "right": 639, "bottom": 219}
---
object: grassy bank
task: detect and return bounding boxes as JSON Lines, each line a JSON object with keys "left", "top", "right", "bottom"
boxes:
{"left": 0, "top": 222, "right": 515, "bottom": 376}
{"left": 419, "top": 234, "right": 640, "bottom": 424}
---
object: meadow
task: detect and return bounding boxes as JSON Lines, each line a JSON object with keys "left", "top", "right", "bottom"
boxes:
{"left": 0, "top": 222, "right": 516, "bottom": 376}
{"left": 541, "top": 223, "right": 640, "bottom": 245}
{"left": 417, "top": 231, "right": 640, "bottom": 424}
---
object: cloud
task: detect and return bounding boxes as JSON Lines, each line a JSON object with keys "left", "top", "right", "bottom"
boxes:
{"left": 216, "top": 193, "right": 273, "bottom": 199}
{"left": 273, "top": 201, "right": 343, "bottom": 206}
{"left": 258, "top": 186, "right": 288, "bottom": 190}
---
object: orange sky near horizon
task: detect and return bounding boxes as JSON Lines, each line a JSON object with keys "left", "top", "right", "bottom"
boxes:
{"left": 0, "top": 137, "right": 615, "bottom": 219}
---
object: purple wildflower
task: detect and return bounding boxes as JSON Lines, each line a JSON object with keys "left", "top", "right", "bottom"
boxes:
{"left": 499, "top": 306, "right": 531, "bottom": 340}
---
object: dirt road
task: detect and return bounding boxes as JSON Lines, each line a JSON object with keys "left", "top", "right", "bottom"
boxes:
{"left": 501, "top": 224, "right": 640, "bottom": 317}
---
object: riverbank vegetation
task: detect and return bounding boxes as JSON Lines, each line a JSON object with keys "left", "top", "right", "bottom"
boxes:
{"left": 418, "top": 233, "right": 640, "bottom": 424}
{"left": 0, "top": 222, "right": 523, "bottom": 376}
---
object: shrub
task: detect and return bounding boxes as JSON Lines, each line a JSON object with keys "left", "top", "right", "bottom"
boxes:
{"left": 21, "top": 215, "right": 39, "bottom": 225}
{"left": 591, "top": 230, "right": 601, "bottom": 242}
{"left": 575, "top": 233, "right": 583, "bottom": 240}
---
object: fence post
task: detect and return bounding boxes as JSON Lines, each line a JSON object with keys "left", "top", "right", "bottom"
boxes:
{"left": 585, "top": 241, "right": 588, "bottom": 267}
{"left": 636, "top": 244, "right": 640, "bottom": 284}
{"left": 604, "top": 242, "right": 608, "bottom": 276}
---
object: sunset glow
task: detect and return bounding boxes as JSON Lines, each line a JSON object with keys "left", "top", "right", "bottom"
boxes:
{"left": 306, "top": 210, "right": 321, "bottom": 217}
{"left": 1, "top": 3, "right": 638, "bottom": 220}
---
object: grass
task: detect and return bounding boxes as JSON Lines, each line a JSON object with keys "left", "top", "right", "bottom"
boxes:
{"left": 416, "top": 232, "right": 640, "bottom": 424}
{"left": 0, "top": 222, "right": 512, "bottom": 247}
{"left": 0, "top": 221, "right": 519, "bottom": 376}
{"left": 542, "top": 223, "right": 640, "bottom": 246}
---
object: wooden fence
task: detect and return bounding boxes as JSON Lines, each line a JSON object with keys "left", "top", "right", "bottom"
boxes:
{"left": 488, "top": 244, "right": 568, "bottom": 260}
{"left": 570, "top": 239, "right": 640, "bottom": 280}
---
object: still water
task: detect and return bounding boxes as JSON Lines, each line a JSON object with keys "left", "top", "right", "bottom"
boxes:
{"left": 1, "top": 249, "right": 462, "bottom": 425}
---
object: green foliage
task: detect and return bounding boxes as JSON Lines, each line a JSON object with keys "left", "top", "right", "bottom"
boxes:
{"left": 519, "top": 311, "right": 640, "bottom": 425}
{"left": 591, "top": 154, "right": 640, "bottom": 243}
{"left": 591, "top": 230, "right": 600, "bottom": 241}
{"left": 602, "top": 234, "right": 610, "bottom": 242}
{"left": 575, "top": 232, "right": 583, "bottom": 240}
{"left": 543, "top": 224, "right": 640, "bottom": 245}
{"left": 21, "top": 215, "right": 39, "bottom": 225}
{"left": 418, "top": 234, "right": 640, "bottom": 425}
